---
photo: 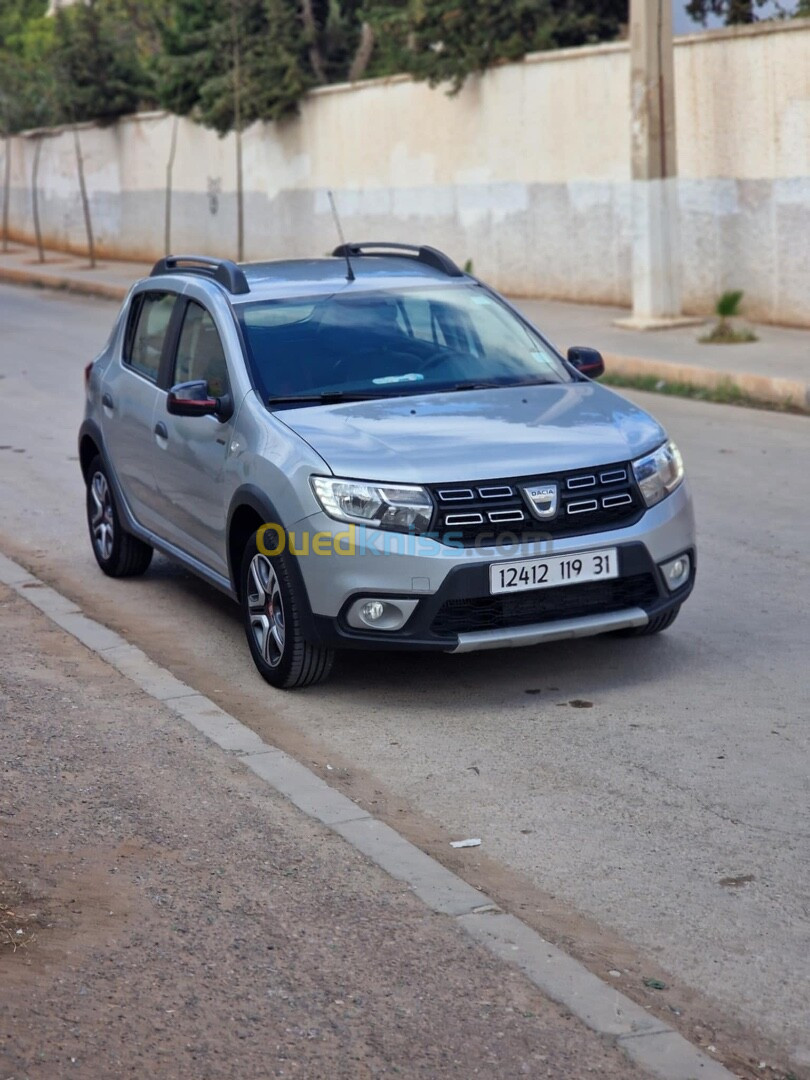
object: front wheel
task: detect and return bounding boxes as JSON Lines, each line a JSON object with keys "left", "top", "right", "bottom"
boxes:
{"left": 85, "top": 456, "right": 153, "bottom": 577}
{"left": 241, "top": 531, "right": 334, "bottom": 689}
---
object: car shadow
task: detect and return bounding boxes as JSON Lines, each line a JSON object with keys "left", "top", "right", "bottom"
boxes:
{"left": 144, "top": 552, "right": 716, "bottom": 711}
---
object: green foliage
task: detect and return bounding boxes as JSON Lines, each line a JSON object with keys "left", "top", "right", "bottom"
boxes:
{"left": 699, "top": 290, "right": 757, "bottom": 343}
{"left": 715, "top": 289, "right": 744, "bottom": 318}
{"left": 0, "top": 0, "right": 154, "bottom": 132}
{"left": 53, "top": 0, "right": 154, "bottom": 125}
{"left": 154, "top": 0, "right": 328, "bottom": 133}
{"left": 602, "top": 372, "right": 797, "bottom": 412}
{"left": 0, "top": 1, "right": 58, "bottom": 132}
{"left": 371, "top": 0, "right": 627, "bottom": 93}
{"left": 686, "top": 0, "right": 772, "bottom": 25}
{"left": 2, "top": 0, "right": 630, "bottom": 134}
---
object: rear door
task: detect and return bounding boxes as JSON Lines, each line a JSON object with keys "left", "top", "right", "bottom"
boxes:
{"left": 152, "top": 299, "right": 235, "bottom": 575}
{"left": 101, "top": 290, "right": 179, "bottom": 535}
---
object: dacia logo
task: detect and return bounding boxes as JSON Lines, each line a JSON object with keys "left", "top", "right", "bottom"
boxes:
{"left": 522, "top": 481, "right": 559, "bottom": 520}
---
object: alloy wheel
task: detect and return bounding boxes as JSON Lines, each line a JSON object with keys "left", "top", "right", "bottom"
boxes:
{"left": 89, "top": 471, "right": 114, "bottom": 561}
{"left": 247, "top": 553, "right": 286, "bottom": 668}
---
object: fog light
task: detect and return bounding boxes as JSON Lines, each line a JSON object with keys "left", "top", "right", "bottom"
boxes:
{"left": 660, "top": 553, "right": 691, "bottom": 592}
{"left": 362, "top": 600, "right": 386, "bottom": 622}
{"left": 346, "top": 597, "right": 420, "bottom": 631}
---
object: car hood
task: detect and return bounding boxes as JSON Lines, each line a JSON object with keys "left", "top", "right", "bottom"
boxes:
{"left": 276, "top": 382, "right": 666, "bottom": 483}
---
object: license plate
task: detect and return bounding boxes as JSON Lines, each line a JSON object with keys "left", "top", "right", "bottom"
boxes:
{"left": 489, "top": 547, "right": 618, "bottom": 595}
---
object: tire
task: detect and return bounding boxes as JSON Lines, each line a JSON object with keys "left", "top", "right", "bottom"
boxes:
{"left": 619, "top": 605, "right": 680, "bottom": 637}
{"left": 240, "top": 530, "right": 334, "bottom": 689}
{"left": 86, "top": 455, "right": 153, "bottom": 577}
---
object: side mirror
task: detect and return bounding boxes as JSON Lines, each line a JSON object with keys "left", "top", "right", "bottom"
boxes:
{"left": 567, "top": 346, "right": 605, "bottom": 380}
{"left": 167, "top": 380, "right": 232, "bottom": 421}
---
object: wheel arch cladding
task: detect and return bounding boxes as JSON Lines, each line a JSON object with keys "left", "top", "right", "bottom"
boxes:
{"left": 228, "top": 503, "right": 265, "bottom": 600}
{"left": 79, "top": 432, "right": 102, "bottom": 481}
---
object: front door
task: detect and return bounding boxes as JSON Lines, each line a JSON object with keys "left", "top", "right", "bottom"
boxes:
{"left": 153, "top": 299, "right": 234, "bottom": 576}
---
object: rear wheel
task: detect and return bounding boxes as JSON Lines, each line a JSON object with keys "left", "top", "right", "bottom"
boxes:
{"left": 86, "top": 455, "right": 153, "bottom": 577}
{"left": 241, "top": 531, "right": 334, "bottom": 689}
{"left": 619, "top": 605, "right": 680, "bottom": 637}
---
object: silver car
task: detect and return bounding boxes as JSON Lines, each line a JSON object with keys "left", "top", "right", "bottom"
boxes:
{"left": 79, "top": 243, "right": 695, "bottom": 688}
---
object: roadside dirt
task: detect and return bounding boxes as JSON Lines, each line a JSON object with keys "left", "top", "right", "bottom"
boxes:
{"left": 0, "top": 584, "right": 644, "bottom": 1080}
{"left": 0, "top": 536, "right": 800, "bottom": 1080}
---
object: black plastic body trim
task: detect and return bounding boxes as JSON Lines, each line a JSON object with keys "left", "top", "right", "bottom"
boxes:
{"left": 150, "top": 255, "right": 250, "bottom": 295}
{"left": 78, "top": 420, "right": 236, "bottom": 600}
{"left": 332, "top": 242, "right": 464, "bottom": 277}
{"left": 225, "top": 485, "right": 318, "bottom": 640}
{"left": 307, "top": 543, "right": 695, "bottom": 652}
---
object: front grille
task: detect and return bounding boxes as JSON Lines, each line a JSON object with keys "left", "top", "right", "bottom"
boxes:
{"left": 430, "top": 573, "right": 660, "bottom": 636}
{"left": 428, "top": 463, "right": 643, "bottom": 546}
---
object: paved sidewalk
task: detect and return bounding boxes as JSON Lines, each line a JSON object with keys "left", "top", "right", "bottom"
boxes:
{"left": 1, "top": 241, "right": 807, "bottom": 410}
{"left": 513, "top": 296, "right": 809, "bottom": 386}
{"left": 0, "top": 582, "right": 642, "bottom": 1080}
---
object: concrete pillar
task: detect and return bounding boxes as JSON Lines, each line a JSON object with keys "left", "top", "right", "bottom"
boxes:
{"left": 617, "top": 0, "right": 700, "bottom": 329}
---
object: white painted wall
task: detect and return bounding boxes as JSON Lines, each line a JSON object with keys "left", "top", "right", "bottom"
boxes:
{"left": 4, "top": 19, "right": 809, "bottom": 324}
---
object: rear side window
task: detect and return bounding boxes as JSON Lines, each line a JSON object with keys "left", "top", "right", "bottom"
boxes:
{"left": 123, "top": 292, "right": 176, "bottom": 381}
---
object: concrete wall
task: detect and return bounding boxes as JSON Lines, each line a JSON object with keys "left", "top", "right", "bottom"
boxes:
{"left": 3, "top": 19, "right": 809, "bottom": 325}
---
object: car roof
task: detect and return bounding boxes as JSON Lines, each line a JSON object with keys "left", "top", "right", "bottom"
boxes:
{"left": 146, "top": 249, "right": 472, "bottom": 304}
{"left": 237, "top": 257, "right": 468, "bottom": 303}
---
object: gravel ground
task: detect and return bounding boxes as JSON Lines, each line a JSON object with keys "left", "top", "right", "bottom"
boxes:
{"left": 0, "top": 584, "right": 640, "bottom": 1080}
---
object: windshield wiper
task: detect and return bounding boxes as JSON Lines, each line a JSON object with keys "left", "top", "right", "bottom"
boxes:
{"left": 268, "top": 391, "right": 384, "bottom": 406}
{"left": 447, "top": 379, "right": 557, "bottom": 392}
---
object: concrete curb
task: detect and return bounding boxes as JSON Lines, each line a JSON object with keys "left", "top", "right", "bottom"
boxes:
{"left": 604, "top": 352, "right": 810, "bottom": 413}
{"left": 3, "top": 259, "right": 805, "bottom": 415}
{"left": 0, "top": 548, "right": 739, "bottom": 1080}
{"left": 0, "top": 263, "right": 131, "bottom": 302}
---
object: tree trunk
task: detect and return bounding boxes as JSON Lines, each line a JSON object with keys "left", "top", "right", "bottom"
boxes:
{"left": 73, "top": 126, "right": 96, "bottom": 268}
{"left": 164, "top": 114, "right": 179, "bottom": 255}
{"left": 232, "top": 0, "right": 244, "bottom": 261}
{"left": 349, "top": 21, "right": 375, "bottom": 82}
{"left": 301, "top": 0, "right": 326, "bottom": 83}
{"left": 2, "top": 134, "right": 10, "bottom": 254}
{"left": 31, "top": 137, "right": 44, "bottom": 263}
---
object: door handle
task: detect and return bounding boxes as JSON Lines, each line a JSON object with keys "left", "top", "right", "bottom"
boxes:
{"left": 102, "top": 392, "right": 114, "bottom": 409}
{"left": 154, "top": 421, "right": 168, "bottom": 439}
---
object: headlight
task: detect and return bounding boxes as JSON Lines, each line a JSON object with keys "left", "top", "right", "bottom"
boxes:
{"left": 311, "top": 476, "right": 433, "bottom": 533}
{"left": 631, "top": 440, "right": 684, "bottom": 507}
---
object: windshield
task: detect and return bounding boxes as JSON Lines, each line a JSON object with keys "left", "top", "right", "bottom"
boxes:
{"left": 237, "top": 285, "right": 572, "bottom": 404}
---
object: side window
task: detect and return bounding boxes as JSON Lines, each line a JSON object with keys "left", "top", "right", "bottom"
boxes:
{"left": 173, "top": 302, "right": 230, "bottom": 398}
{"left": 124, "top": 292, "right": 176, "bottom": 381}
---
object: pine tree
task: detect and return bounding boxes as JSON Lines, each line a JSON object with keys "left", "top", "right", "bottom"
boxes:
{"left": 53, "top": 0, "right": 153, "bottom": 125}
{"left": 0, "top": 0, "right": 60, "bottom": 132}
{"left": 376, "top": 0, "right": 628, "bottom": 93}
{"left": 685, "top": 0, "right": 769, "bottom": 24}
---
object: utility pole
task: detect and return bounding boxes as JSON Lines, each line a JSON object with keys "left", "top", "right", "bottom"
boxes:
{"left": 617, "top": 0, "right": 700, "bottom": 328}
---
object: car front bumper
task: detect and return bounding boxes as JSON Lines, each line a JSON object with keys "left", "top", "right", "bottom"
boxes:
{"left": 293, "top": 481, "right": 696, "bottom": 653}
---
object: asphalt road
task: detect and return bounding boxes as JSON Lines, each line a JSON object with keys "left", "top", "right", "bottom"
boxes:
{"left": 1, "top": 283, "right": 808, "bottom": 1069}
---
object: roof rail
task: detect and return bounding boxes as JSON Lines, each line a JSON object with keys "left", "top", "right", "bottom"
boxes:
{"left": 331, "top": 242, "right": 464, "bottom": 278}
{"left": 150, "top": 254, "right": 250, "bottom": 295}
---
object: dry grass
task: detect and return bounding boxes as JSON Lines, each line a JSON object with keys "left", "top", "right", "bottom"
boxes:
{"left": 0, "top": 883, "right": 39, "bottom": 953}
